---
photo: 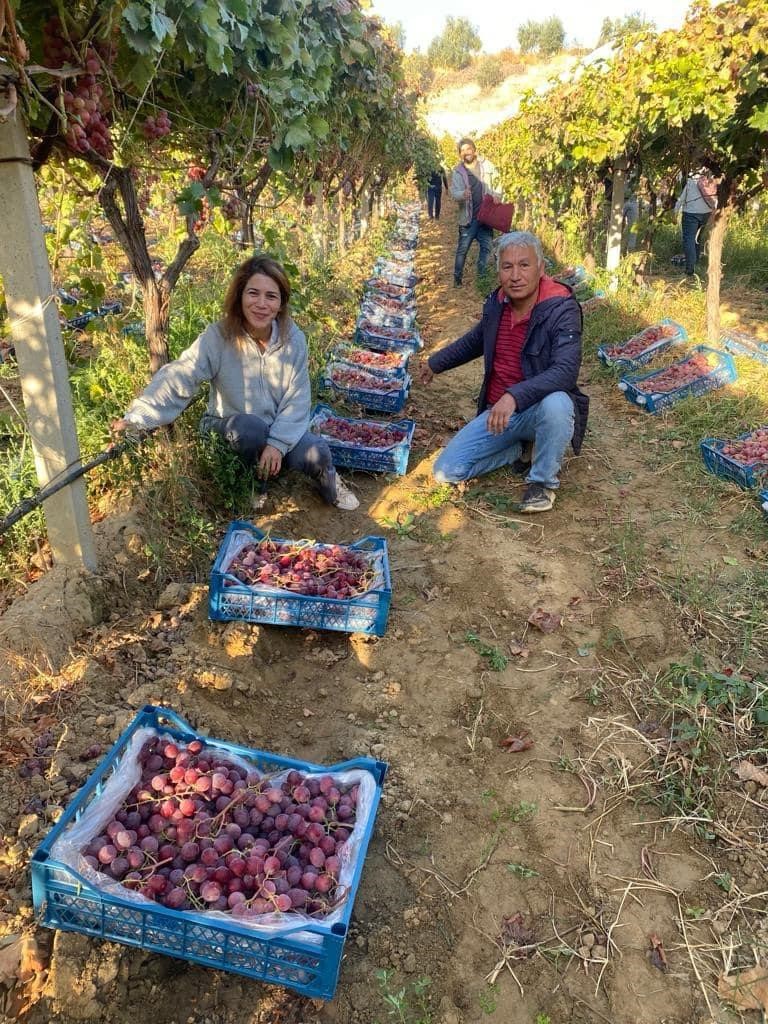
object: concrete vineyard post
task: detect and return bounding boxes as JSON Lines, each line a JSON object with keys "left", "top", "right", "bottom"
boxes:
{"left": 605, "top": 155, "right": 627, "bottom": 289}
{"left": 0, "top": 112, "right": 97, "bottom": 570}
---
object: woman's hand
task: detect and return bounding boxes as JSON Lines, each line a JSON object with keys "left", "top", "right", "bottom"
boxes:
{"left": 110, "top": 418, "right": 130, "bottom": 434}
{"left": 419, "top": 362, "right": 434, "bottom": 386}
{"left": 258, "top": 444, "right": 283, "bottom": 478}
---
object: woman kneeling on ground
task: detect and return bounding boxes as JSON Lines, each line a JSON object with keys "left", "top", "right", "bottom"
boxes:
{"left": 112, "top": 255, "right": 359, "bottom": 511}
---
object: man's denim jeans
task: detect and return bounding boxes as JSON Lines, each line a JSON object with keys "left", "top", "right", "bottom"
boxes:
{"left": 454, "top": 219, "right": 493, "bottom": 283}
{"left": 433, "top": 392, "right": 575, "bottom": 490}
{"left": 682, "top": 211, "right": 710, "bottom": 274}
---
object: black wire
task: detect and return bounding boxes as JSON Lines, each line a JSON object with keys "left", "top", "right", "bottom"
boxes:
{"left": 0, "top": 436, "right": 146, "bottom": 538}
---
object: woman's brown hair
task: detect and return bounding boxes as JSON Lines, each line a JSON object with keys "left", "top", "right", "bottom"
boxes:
{"left": 221, "top": 255, "right": 291, "bottom": 346}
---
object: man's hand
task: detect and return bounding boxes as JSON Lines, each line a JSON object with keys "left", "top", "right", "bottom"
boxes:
{"left": 110, "top": 418, "right": 130, "bottom": 435}
{"left": 419, "top": 362, "right": 434, "bottom": 386}
{"left": 464, "top": 187, "right": 471, "bottom": 200}
{"left": 487, "top": 393, "right": 517, "bottom": 435}
{"left": 258, "top": 444, "right": 283, "bottom": 478}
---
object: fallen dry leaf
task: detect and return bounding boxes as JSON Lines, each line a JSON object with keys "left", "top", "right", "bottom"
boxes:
{"left": 500, "top": 735, "right": 534, "bottom": 752}
{"left": 500, "top": 912, "right": 536, "bottom": 956}
{"left": 509, "top": 640, "right": 530, "bottom": 659}
{"left": 527, "top": 608, "right": 563, "bottom": 634}
{"left": 735, "top": 761, "right": 768, "bottom": 788}
{"left": 648, "top": 933, "right": 668, "bottom": 972}
{"left": 718, "top": 966, "right": 768, "bottom": 1012}
{"left": 0, "top": 935, "right": 23, "bottom": 987}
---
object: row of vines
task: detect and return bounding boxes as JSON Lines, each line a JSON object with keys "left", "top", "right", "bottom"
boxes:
{"left": 1, "top": 0, "right": 440, "bottom": 370}
{"left": 477, "top": 0, "right": 768, "bottom": 339}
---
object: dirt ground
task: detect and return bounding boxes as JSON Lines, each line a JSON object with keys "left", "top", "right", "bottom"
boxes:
{"left": 1, "top": 207, "right": 766, "bottom": 1024}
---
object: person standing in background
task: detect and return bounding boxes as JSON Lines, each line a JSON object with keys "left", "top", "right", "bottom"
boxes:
{"left": 674, "top": 164, "right": 721, "bottom": 276}
{"left": 426, "top": 166, "right": 448, "bottom": 220}
{"left": 449, "top": 137, "right": 502, "bottom": 287}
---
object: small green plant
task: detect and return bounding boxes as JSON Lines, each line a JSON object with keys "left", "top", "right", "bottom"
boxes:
{"left": 535, "top": 1015, "right": 552, "bottom": 1024}
{"left": 383, "top": 511, "right": 417, "bottom": 537}
{"left": 375, "top": 969, "right": 433, "bottom": 1024}
{"left": 585, "top": 682, "right": 605, "bottom": 706}
{"left": 714, "top": 871, "right": 733, "bottom": 893}
{"left": 491, "top": 800, "right": 537, "bottom": 824}
{"left": 478, "top": 982, "right": 499, "bottom": 1015}
{"left": 413, "top": 483, "right": 453, "bottom": 510}
{"left": 507, "top": 862, "right": 539, "bottom": 879}
{"left": 464, "top": 632, "right": 509, "bottom": 671}
{"left": 684, "top": 906, "right": 708, "bottom": 921}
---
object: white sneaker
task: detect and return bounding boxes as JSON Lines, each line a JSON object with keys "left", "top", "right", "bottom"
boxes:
{"left": 333, "top": 476, "right": 360, "bottom": 511}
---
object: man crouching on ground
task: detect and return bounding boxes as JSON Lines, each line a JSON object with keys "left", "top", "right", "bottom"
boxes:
{"left": 420, "top": 231, "right": 589, "bottom": 513}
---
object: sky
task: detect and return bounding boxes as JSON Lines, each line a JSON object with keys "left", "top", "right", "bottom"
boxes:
{"left": 368, "top": 0, "right": 695, "bottom": 53}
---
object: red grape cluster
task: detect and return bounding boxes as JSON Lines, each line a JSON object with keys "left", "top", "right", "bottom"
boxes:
{"left": 42, "top": 18, "right": 114, "bottom": 158}
{"left": 82, "top": 736, "right": 359, "bottom": 918}
{"left": 637, "top": 352, "right": 713, "bottom": 394}
{"left": 366, "top": 279, "right": 413, "bottom": 299}
{"left": 364, "top": 294, "right": 413, "bottom": 315}
{"left": 226, "top": 540, "right": 374, "bottom": 599}
{"left": 338, "top": 347, "right": 404, "bottom": 370}
{"left": 318, "top": 417, "right": 406, "bottom": 448}
{"left": 331, "top": 367, "right": 401, "bottom": 393}
{"left": 357, "top": 320, "right": 415, "bottom": 343}
{"left": 142, "top": 110, "right": 172, "bottom": 141}
{"left": 721, "top": 428, "right": 768, "bottom": 465}
{"left": 193, "top": 195, "right": 211, "bottom": 233}
{"left": 222, "top": 195, "right": 242, "bottom": 221}
{"left": 605, "top": 324, "right": 679, "bottom": 359}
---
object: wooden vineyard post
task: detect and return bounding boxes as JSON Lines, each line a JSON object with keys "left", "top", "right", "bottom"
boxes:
{"left": 0, "top": 110, "right": 98, "bottom": 570}
{"left": 605, "top": 155, "right": 627, "bottom": 290}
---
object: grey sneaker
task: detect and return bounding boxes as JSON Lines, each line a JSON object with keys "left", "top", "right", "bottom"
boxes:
{"left": 519, "top": 483, "right": 556, "bottom": 513}
{"left": 333, "top": 476, "right": 360, "bottom": 511}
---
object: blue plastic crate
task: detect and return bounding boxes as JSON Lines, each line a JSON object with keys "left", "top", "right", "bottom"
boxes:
{"left": 31, "top": 705, "right": 386, "bottom": 1000}
{"left": 122, "top": 322, "right": 146, "bottom": 337}
{"left": 310, "top": 403, "right": 415, "bottom": 477}
{"left": 760, "top": 490, "right": 768, "bottom": 518}
{"left": 359, "top": 300, "right": 417, "bottom": 332}
{"left": 700, "top": 429, "right": 768, "bottom": 489}
{"left": 555, "top": 265, "right": 587, "bottom": 287}
{"left": 618, "top": 346, "right": 738, "bottom": 414}
{"left": 721, "top": 331, "right": 768, "bottom": 366}
{"left": 332, "top": 344, "right": 410, "bottom": 375}
{"left": 96, "top": 300, "right": 124, "bottom": 317}
{"left": 63, "top": 311, "right": 96, "bottom": 331}
{"left": 598, "top": 319, "right": 688, "bottom": 370}
{"left": 209, "top": 522, "right": 391, "bottom": 636}
{"left": 363, "top": 282, "right": 415, "bottom": 307}
{"left": 355, "top": 321, "right": 422, "bottom": 354}
{"left": 323, "top": 362, "right": 411, "bottom": 414}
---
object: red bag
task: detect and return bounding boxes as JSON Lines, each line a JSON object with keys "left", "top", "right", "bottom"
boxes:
{"left": 476, "top": 194, "right": 515, "bottom": 232}
{"left": 696, "top": 174, "right": 718, "bottom": 209}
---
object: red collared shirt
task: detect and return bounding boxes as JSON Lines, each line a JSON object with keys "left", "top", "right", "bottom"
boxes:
{"left": 486, "top": 276, "right": 570, "bottom": 407}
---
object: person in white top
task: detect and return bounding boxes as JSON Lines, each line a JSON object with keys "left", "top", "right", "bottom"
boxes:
{"left": 674, "top": 165, "right": 721, "bottom": 276}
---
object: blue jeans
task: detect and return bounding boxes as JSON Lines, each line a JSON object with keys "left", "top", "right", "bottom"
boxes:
{"left": 433, "top": 392, "right": 575, "bottom": 490}
{"left": 682, "top": 212, "right": 710, "bottom": 274}
{"left": 427, "top": 187, "right": 442, "bottom": 219}
{"left": 203, "top": 413, "right": 338, "bottom": 504}
{"left": 454, "top": 219, "right": 493, "bottom": 283}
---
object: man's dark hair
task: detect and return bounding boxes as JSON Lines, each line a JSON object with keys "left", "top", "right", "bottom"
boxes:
{"left": 457, "top": 137, "right": 475, "bottom": 150}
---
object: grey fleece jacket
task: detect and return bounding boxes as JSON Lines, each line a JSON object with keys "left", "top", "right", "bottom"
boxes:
{"left": 123, "top": 319, "right": 311, "bottom": 455}
{"left": 450, "top": 157, "right": 502, "bottom": 226}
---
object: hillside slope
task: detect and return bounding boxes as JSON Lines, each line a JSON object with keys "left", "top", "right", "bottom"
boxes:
{"left": 424, "top": 53, "right": 580, "bottom": 140}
